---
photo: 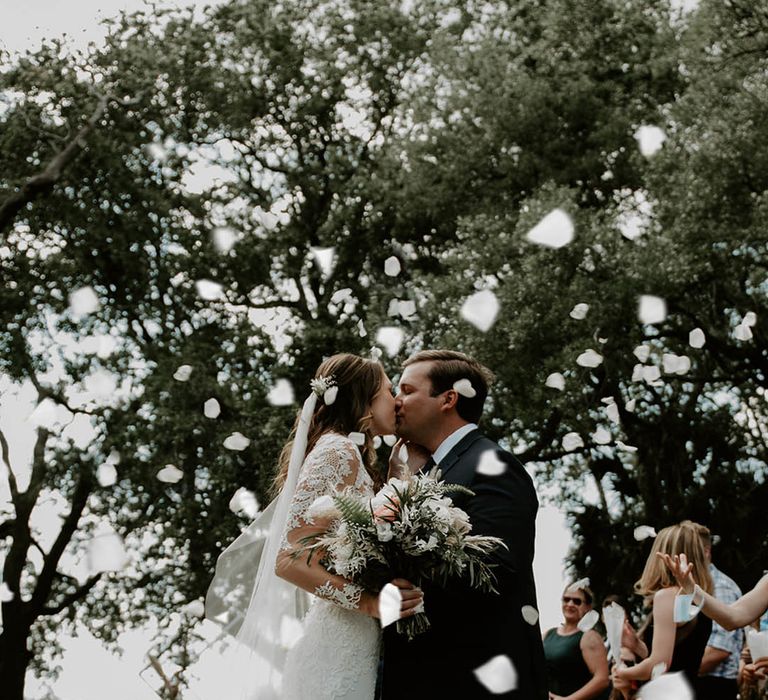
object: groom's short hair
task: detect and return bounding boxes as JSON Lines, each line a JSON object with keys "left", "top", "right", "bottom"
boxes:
{"left": 402, "top": 350, "right": 494, "bottom": 423}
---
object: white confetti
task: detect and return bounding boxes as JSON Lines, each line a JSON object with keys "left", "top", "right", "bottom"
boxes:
{"left": 651, "top": 662, "right": 668, "bottom": 681}
{"left": 87, "top": 531, "right": 129, "bottom": 573}
{"left": 746, "top": 629, "right": 768, "bottom": 662}
{"left": 460, "top": 289, "right": 500, "bottom": 332}
{"left": 521, "top": 605, "right": 539, "bottom": 626}
{"left": 396, "top": 300, "right": 417, "bottom": 320}
{"left": 97, "top": 463, "right": 117, "bottom": 487}
{"left": 744, "top": 311, "right": 757, "bottom": 327}
{"left": 734, "top": 323, "right": 753, "bottom": 341}
{"left": 634, "top": 125, "right": 667, "bottom": 157}
{"left": 568, "top": 577, "right": 590, "bottom": 591}
{"left": 280, "top": 614, "right": 304, "bottom": 649}
{"left": 662, "top": 353, "right": 691, "bottom": 375}
{"left": 634, "top": 525, "right": 657, "bottom": 541}
{"left": 453, "top": 378, "right": 476, "bottom": 398}
{"left": 229, "top": 487, "right": 260, "bottom": 519}
{"left": 204, "top": 398, "right": 221, "bottom": 419}
{"left": 625, "top": 399, "right": 636, "bottom": 412}
{"left": 637, "top": 671, "right": 693, "bottom": 700}
{"left": 212, "top": 227, "right": 238, "bottom": 254}
{"left": 157, "top": 464, "right": 183, "bottom": 483}
{"left": 69, "top": 286, "right": 100, "bottom": 316}
{"left": 477, "top": 450, "right": 506, "bottom": 476}
{"left": 473, "top": 654, "right": 518, "bottom": 694}
{"left": 633, "top": 345, "right": 651, "bottom": 363}
{"left": 378, "top": 583, "right": 402, "bottom": 629}
{"left": 592, "top": 427, "right": 612, "bottom": 445}
{"left": 223, "top": 432, "right": 250, "bottom": 451}
{"left": 577, "top": 609, "right": 600, "bottom": 632}
{"left": 195, "top": 279, "right": 225, "bottom": 301}
{"left": 638, "top": 295, "right": 667, "bottom": 325}
{"left": 310, "top": 247, "right": 336, "bottom": 278}
{"left": 373, "top": 436, "right": 382, "bottom": 449}
{"left": 173, "top": 364, "right": 193, "bottom": 382}
{"left": 562, "top": 432, "right": 584, "bottom": 452}
{"left": 525, "top": 208, "right": 574, "bottom": 249}
{"left": 545, "top": 372, "right": 565, "bottom": 390}
{"left": 576, "top": 349, "right": 603, "bottom": 368}
{"left": 267, "top": 379, "right": 295, "bottom": 406}
{"left": 0, "top": 582, "right": 15, "bottom": 602}
{"left": 642, "top": 365, "right": 661, "bottom": 383}
{"left": 382, "top": 435, "right": 397, "bottom": 446}
{"left": 182, "top": 599, "right": 206, "bottom": 618}
{"left": 376, "top": 326, "right": 405, "bottom": 357}
{"left": 323, "top": 385, "right": 338, "bottom": 405}
{"left": 689, "top": 328, "right": 706, "bottom": 348}
{"left": 348, "top": 432, "right": 366, "bottom": 446}
{"left": 606, "top": 403, "right": 620, "bottom": 424}
{"left": 384, "top": 256, "right": 401, "bottom": 277}
{"left": 569, "top": 303, "right": 590, "bottom": 320}
{"left": 617, "top": 441, "right": 638, "bottom": 453}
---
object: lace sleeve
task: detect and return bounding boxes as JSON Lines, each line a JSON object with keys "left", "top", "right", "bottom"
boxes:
{"left": 276, "top": 434, "right": 368, "bottom": 612}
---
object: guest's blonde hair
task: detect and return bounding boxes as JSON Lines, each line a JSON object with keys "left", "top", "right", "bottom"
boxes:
{"left": 634, "top": 520, "right": 714, "bottom": 598}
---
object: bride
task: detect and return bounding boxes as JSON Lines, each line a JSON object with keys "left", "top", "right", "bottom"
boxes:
{"left": 206, "top": 353, "right": 423, "bottom": 700}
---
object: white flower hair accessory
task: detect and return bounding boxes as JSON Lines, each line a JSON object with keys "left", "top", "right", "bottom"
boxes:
{"left": 453, "top": 378, "right": 476, "bottom": 398}
{"left": 310, "top": 375, "right": 338, "bottom": 405}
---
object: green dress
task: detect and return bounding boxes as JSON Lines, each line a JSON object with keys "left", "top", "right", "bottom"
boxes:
{"left": 543, "top": 627, "right": 593, "bottom": 696}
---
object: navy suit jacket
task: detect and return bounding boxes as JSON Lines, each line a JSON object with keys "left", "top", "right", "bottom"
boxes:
{"left": 381, "top": 429, "right": 548, "bottom": 699}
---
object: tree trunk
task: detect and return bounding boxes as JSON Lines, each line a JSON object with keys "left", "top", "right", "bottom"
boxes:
{"left": 0, "top": 615, "right": 33, "bottom": 700}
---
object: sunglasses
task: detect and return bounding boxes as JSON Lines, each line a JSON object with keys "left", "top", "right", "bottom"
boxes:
{"left": 562, "top": 596, "right": 586, "bottom": 606}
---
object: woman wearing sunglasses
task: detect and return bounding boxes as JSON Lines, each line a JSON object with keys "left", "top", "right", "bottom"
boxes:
{"left": 543, "top": 582, "right": 611, "bottom": 700}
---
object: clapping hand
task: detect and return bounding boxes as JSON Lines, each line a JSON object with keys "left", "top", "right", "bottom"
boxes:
{"left": 657, "top": 552, "right": 696, "bottom": 594}
{"left": 742, "top": 658, "right": 768, "bottom": 684}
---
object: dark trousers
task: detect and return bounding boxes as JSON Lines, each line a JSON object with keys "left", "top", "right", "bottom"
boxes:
{"left": 694, "top": 675, "right": 738, "bottom": 700}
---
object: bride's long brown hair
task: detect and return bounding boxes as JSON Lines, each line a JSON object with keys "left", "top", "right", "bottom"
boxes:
{"left": 271, "top": 353, "right": 387, "bottom": 495}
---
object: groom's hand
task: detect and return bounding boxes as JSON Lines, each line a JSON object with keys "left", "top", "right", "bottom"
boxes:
{"left": 388, "top": 439, "right": 430, "bottom": 479}
{"left": 390, "top": 578, "right": 425, "bottom": 617}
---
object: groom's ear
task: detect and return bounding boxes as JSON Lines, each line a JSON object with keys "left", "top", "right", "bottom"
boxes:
{"left": 441, "top": 389, "right": 459, "bottom": 411}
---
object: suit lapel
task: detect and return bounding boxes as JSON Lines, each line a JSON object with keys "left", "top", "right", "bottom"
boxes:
{"left": 438, "top": 429, "right": 483, "bottom": 481}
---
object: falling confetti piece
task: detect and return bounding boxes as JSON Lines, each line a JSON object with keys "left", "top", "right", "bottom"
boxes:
{"left": 460, "top": 290, "right": 499, "bottom": 332}
{"left": 545, "top": 372, "right": 565, "bottom": 391}
{"left": 651, "top": 662, "right": 668, "bottom": 681}
{"left": 229, "top": 487, "right": 260, "bottom": 519}
{"left": 617, "top": 441, "right": 638, "bottom": 453}
{"left": 383, "top": 435, "right": 397, "bottom": 446}
{"left": 569, "top": 303, "right": 589, "bottom": 320}
{"left": 267, "top": 379, "right": 295, "bottom": 406}
{"left": 373, "top": 436, "right": 382, "bottom": 449}
{"left": 212, "top": 227, "right": 238, "bottom": 254}
{"left": 521, "top": 605, "right": 539, "bottom": 625}
{"left": 568, "top": 577, "right": 590, "bottom": 591}
{"left": 473, "top": 655, "right": 518, "bottom": 694}
{"left": 578, "top": 609, "right": 600, "bottom": 631}
{"left": 633, "top": 345, "right": 651, "bottom": 363}
{"left": 642, "top": 366, "right": 661, "bottom": 383}
{"left": 562, "top": 432, "right": 584, "bottom": 452}
{"left": 477, "top": 450, "right": 506, "bottom": 476}
{"left": 634, "top": 125, "right": 667, "bottom": 157}
{"left": 182, "top": 599, "right": 206, "bottom": 618}
{"left": 97, "top": 463, "right": 117, "bottom": 487}
{"left": 378, "top": 583, "right": 402, "bottom": 628}
{"left": 310, "top": 247, "right": 336, "bottom": 278}
{"left": 397, "top": 299, "right": 417, "bottom": 319}
{"left": 204, "top": 398, "right": 221, "bottom": 418}
{"left": 376, "top": 326, "right": 405, "bottom": 357}
{"left": 576, "top": 349, "right": 603, "bottom": 368}
{"left": 689, "top": 328, "right": 706, "bottom": 348}
{"left": 634, "top": 525, "right": 657, "bottom": 541}
{"left": 87, "top": 531, "right": 129, "bottom": 573}
{"left": 370, "top": 346, "right": 383, "bottom": 362}
{"left": 453, "top": 378, "right": 476, "bottom": 398}
{"left": 323, "top": 385, "right": 338, "bottom": 405}
{"left": 348, "top": 432, "right": 366, "bottom": 446}
{"left": 744, "top": 311, "right": 757, "bottom": 327}
{"left": 69, "top": 286, "right": 100, "bottom": 316}
{"left": 223, "top": 432, "right": 250, "bottom": 451}
{"left": 157, "top": 464, "right": 183, "bottom": 483}
{"left": 592, "top": 427, "right": 612, "bottom": 445}
{"left": 625, "top": 399, "right": 636, "bottom": 412}
{"left": 280, "top": 614, "right": 304, "bottom": 648}
{"left": 734, "top": 323, "right": 753, "bottom": 341}
{"left": 638, "top": 295, "right": 667, "bottom": 325}
{"left": 606, "top": 403, "right": 620, "bottom": 424}
{"left": 384, "top": 256, "right": 401, "bottom": 277}
{"left": 173, "top": 364, "right": 193, "bottom": 382}
{"left": 195, "top": 279, "right": 225, "bottom": 301}
{"left": 526, "top": 208, "right": 574, "bottom": 249}
{"left": 637, "top": 671, "right": 693, "bottom": 700}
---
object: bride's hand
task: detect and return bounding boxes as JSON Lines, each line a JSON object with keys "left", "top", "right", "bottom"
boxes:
{"left": 363, "top": 579, "right": 424, "bottom": 619}
{"left": 387, "top": 439, "right": 430, "bottom": 479}
{"left": 657, "top": 552, "right": 696, "bottom": 594}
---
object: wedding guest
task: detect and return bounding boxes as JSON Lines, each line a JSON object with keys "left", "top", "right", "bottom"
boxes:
{"left": 543, "top": 582, "right": 610, "bottom": 699}
{"left": 691, "top": 524, "right": 744, "bottom": 700}
{"left": 612, "top": 521, "right": 714, "bottom": 696}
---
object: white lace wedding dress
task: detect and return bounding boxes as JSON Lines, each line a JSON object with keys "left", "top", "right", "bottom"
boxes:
{"left": 279, "top": 432, "right": 381, "bottom": 700}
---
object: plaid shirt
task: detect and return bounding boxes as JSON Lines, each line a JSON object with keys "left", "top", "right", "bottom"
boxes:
{"left": 703, "top": 563, "right": 744, "bottom": 679}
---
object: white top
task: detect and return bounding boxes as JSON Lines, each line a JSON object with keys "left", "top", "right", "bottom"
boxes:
{"left": 432, "top": 423, "right": 478, "bottom": 465}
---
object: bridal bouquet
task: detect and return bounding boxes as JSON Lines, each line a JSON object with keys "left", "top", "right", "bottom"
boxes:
{"left": 297, "top": 467, "right": 505, "bottom": 640}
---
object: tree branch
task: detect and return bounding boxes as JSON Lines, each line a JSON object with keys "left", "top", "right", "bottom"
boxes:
{"left": 40, "top": 573, "right": 102, "bottom": 617}
{"left": 0, "top": 426, "right": 20, "bottom": 502}
{"left": 0, "top": 93, "right": 110, "bottom": 233}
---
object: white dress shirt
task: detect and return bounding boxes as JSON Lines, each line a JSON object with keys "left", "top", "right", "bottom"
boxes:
{"left": 432, "top": 423, "right": 478, "bottom": 465}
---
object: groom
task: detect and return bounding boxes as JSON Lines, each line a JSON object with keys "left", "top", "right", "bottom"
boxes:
{"left": 381, "top": 350, "right": 548, "bottom": 699}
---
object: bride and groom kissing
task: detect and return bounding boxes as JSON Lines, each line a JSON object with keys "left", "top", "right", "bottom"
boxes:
{"left": 210, "top": 349, "right": 549, "bottom": 699}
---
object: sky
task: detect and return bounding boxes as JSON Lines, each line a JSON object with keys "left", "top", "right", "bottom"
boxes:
{"left": 0, "top": 1, "right": 576, "bottom": 697}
